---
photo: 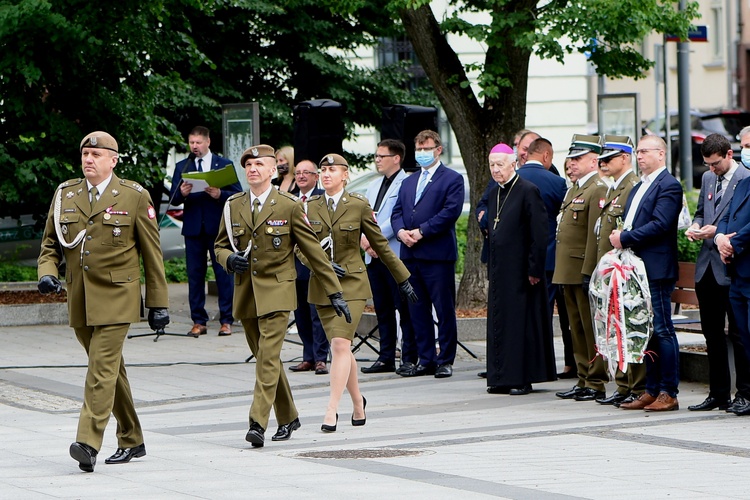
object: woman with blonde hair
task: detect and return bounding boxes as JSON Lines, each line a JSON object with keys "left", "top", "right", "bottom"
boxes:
{"left": 300, "top": 153, "right": 417, "bottom": 432}
{"left": 272, "top": 145, "right": 299, "bottom": 195}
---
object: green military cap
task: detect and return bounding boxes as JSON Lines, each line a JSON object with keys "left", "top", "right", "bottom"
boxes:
{"left": 566, "top": 134, "right": 603, "bottom": 158}
{"left": 80, "top": 131, "right": 118, "bottom": 153}
{"left": 241, "top": 145, "right": 276, "bottom": 166}
{"left": 319, "top": 153, "right": 349, "bottom": 168}
{"left": 599, "top": 135, "right": 635, "bottom": 160}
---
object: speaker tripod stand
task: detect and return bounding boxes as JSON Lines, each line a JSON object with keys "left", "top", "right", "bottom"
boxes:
{"left": 128, "top": 327, "right": 200, "bottom": 342}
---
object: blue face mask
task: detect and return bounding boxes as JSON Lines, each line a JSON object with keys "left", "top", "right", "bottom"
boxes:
{"left": 415, "top": 150, "right": 435, "bottom": 167}
{"left": 741, "top": 148, "right": 750, "bottom": 168}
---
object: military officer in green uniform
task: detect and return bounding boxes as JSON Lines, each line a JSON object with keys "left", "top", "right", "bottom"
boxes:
{"left": 592, "top": 135, "right": 647, "bottom": 407}
{"left": 552, "top": 134, "right": 609, "bottom": 402}
{"left": 301, "top": 153, "right": 416, "bottom": 432}
{"left": 214, "top": 145, "right": 350, "bottom": 448}
{"left": 37, "top": 131, "right": 170, "bottom": 472}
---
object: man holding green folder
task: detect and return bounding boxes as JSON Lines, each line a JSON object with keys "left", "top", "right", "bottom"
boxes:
{"left": 170, "top": 126, "right": 242, "bottom": 336}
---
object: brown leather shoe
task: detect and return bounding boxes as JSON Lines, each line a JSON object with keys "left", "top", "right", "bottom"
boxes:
{"left": 189, "top": 324, "right": 207, "bottom": 336}
{"left": 315, "top": 361, "right": 329, "bottom": 375}
{"left": 619, "top": 392, "right": 656, "bottom": 410}
{"left": 289, "top": 361, "right": 314, "bottom": 372}
{"left": 218, "top": 324, "right": 232, "bottom": 336}
{"left": 644, "top": 392, "right": 679, "bottom": 411}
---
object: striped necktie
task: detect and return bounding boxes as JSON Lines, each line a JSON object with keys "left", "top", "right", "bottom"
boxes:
{"left": 715, "top": 175, "right": 724, "bottom": 207}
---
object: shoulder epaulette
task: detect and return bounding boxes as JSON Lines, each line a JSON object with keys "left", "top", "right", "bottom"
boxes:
{"left": 119, "top": 179, "right": 144, "bottom": 192}
{"left": 346, "top": 191, "right": 367, "bottom": 202}
{"left": 58, "top": 178, "right": 83, "bottom": 189}
{"left": 228, "top": 191, "right": 246, "bottom": 202}
{"left": 277, "top": 190, "right": 299, "bottom": 202}
{"left": 308, "top": 194, "right": 322, "bottom": 202}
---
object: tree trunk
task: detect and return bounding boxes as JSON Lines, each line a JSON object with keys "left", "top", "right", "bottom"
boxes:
{"left": 400, "top": 3, "right": 535, "bottom": 309}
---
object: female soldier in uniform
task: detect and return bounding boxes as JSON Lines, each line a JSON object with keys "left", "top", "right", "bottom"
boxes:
{"left": 302, "top": 153, "right": 417, "bottom": 432}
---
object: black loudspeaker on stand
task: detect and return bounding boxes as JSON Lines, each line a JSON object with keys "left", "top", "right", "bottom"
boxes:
{"left": 294, "top": 99, "right": 345, "bottom": 164}
{"left": 381, "top": 104, "right": 439, "bottom": 172}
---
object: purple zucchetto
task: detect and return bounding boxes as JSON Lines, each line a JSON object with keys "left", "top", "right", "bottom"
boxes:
{"left": 490, "top": 143, "right": 514, "bottom": 155}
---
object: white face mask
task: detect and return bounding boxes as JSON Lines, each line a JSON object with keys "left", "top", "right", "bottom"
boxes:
{"left": 741, "top": 148, "right": 750, "bottom": 168}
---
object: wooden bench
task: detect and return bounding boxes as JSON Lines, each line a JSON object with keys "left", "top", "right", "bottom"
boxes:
{"left": 671, "top": 261, "right": 701, "bottom": 332}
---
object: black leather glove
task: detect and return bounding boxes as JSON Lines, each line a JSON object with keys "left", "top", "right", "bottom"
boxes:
{"left": 582, "top": 274, "right": 591, "bottom": 295}
{"left": 38, "top": 275, "right": 62, "bottom": 294}
{"left": 331, "top": 262, "right": 346, "bottom": 278}
{"left": 226, "top": 253, "right": 249, "bottom": 275}
{"left": 328, "top": 292, "right": 352, "bottom": 323}
{"left": 148, "top": 308, "right": 170, "bottom": 331}
{"left": 398, "top": 280, "right": 418, "bottom": 304}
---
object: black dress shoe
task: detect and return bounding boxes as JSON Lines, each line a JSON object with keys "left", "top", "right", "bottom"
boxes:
{"left": 361, "top": 361, "right": 396, "bottom": 374}
{"left": 435, "top": 364, "right": 453, "bottom": 378}
{"left": 398, "top": 364, "right": 435, "bottom": 377}
{"left": 487, "top": 386, "right": 511, "bottom": 394}
{"left": 733, "top": 400, "right": 750, "bottom": 416}
{"left": 352, "top": 396, "right": 367, "bottom": 426}
{"left": 271, "top": 417, "right": 301, "bottom": 441}
{"left": 615, "top": 393, "right": 637, "bottom": 408}
{"left": 509, "top": 385, "right": 532, "bottom": 395}
{"left": 557, "top": 370, "right": 578, "bottom": 380}
{"left": 688, "top": 396, "right": 731, "bottom": 411}
{"left": 727, "top": 395, "right": 749, "bottom": 413}
{"left": 596, "top": 392, "right": 629, "bottom": 405}
{"left": 477, "top": 371, "right": 487, "bottom": 378}
{"left": 395, "top": 362, "right": 415, "bottom": 376}
{"left": 573, "top": 388, "right": 605, "bottom": 401}
{"left": 555, "top": 386, "right": 584, "bottom": 399}
{"left": 321, "top": 413, "right": 338, "bottom": 432}
{"left": 69, "top": 442, "right": 97, "bottom": 473}
{"left": 245, "top": 422, "right": 265, "bottom": 448}
{"left": 105, "top": 443, "right": 146, "bottom": 464}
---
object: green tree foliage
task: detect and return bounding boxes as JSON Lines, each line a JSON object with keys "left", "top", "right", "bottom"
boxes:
{"left": 376, "top": 0, "right": 698, "bottom": 308}
{"left": 0, "top": 0, "right": 432, "bottom": 222}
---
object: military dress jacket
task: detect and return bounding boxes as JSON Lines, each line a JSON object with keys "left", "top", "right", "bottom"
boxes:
{"left": 215, "top": 188, "right": 342, "bottom": 318}
{"left": 595, "top": 170, "right": 639, "bottom": 263}
{"left": 302, "top": 191, "right": 410, "bottom": 305}
{"left": 552, "top": 173, "right": 608, "bottom": 285}
{"left": 38, "top": 175, "right": 168, "bottom": 328}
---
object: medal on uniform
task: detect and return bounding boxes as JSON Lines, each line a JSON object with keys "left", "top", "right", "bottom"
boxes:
{"left": 266, "top": 227, "right": 273, "bottom": 234}
{"left": 113, "top": 227, "right": 122, "bottom": 237}
{"left": 234, "top": 237, "right": 240, "bottom": 247}
{"left": 61, "top": 225, "right": 68, "bottom": 235}
{"left": 272, "top": 236, "right": 281, "bottom": 249}
{"left": 66, "top": 191, "right": 74, "bottom": 199}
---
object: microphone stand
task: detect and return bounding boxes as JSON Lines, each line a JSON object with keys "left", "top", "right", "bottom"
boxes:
{"left": 129, "top": 153, "right": 200, "bottom": 342}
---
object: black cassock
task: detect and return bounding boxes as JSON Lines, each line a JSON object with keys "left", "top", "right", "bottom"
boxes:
{"left": 486, "top": 175, "right": 557, "bottom": 388}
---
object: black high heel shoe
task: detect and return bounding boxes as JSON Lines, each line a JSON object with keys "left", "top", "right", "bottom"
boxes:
{"left": 352, "top": 396, "right": 367, "bottom": 426}
{"left": 321, "top": 413, "right": 338, "bottom": 433}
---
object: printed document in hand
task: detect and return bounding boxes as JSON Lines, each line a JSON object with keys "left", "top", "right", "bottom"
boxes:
{"left": 182, "top": 165, "right": 239, "bottom": 190}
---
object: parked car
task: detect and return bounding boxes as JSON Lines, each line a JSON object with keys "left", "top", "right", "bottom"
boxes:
{"left": 643, "top": 109, "right": 750, "bottom": 187}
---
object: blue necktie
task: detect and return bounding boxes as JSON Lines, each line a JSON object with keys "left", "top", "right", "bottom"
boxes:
{"left": 197, "top": 158, "right": 204, "bottom": 172}
{"left": 416, "top": 170, "right": 429, "bottom": 202}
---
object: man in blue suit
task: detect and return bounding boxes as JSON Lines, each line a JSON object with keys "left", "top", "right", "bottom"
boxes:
{"left": 517, "top": 138, "right": 566, "bottom": 321}
{"left": 170, "top": 126, "right": 242, "bottom": 336}
{"left": 360, "top": 139, "right": 417, "bottom": 374}
{"left": 610, "top": 135, "right": 683, "bottom": 411}
{"left": 716, "top": 127, "right": 750, "bottom": 417}
{"left": 392, "top": 130, "right": 464, "bottom": 378}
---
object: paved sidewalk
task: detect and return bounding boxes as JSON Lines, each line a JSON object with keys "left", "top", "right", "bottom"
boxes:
{"left": 1, "top": 284, "right": 749, "bottom": 499}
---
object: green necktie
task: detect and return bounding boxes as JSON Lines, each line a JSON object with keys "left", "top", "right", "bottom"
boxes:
{"left": 252, "top": 198, "right": 260, "bottom": 225}
{"left": 327, "top": 198, "right": 335, "bottom": 218}
{"left": 89, "top": 187, "right": 98, "bottom": 212}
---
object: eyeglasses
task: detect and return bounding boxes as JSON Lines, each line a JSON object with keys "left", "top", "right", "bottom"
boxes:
{"left": 703, "top": 159, "right": 723, "bottom": 169}
{"left": 374, "top": 154, "right": 396, "bottom": 160}
{"left": 295, "top": 171, "right": 318, "bottom": 177}
{"left": 635, "top": 148, "right": 662, "bottom": 154}
{"left": 415, "top": 146, "right": 439, "bottom": 152}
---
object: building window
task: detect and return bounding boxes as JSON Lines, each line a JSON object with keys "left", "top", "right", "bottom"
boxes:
{"left": 376, "top": 36, "right": 427, "bottom": 91}
{"left": 710, "top": 2, "right": 724, "bottom": 62}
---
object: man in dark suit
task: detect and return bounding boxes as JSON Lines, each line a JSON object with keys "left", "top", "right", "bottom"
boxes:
{"left": 392, "top": 129, "right": 464, "bottom": 378}
{"left": 170, "top": 126, "right": 242, "bottom": 336}
{"left": 687, "top": 133, "right": 750, "bottom": 413}
{"left": 288, "top": 160, "right": 330, "bottom": 375}
{"left": 611, "top": 135, "right": 683, "bottom": 412}
{"left": 360, "top": 139, "right": 417, "bottom": 375}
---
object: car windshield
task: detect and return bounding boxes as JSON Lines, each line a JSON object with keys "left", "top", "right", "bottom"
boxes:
{"left": 701, "top": 114, "right": 750, "bottom": 136}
